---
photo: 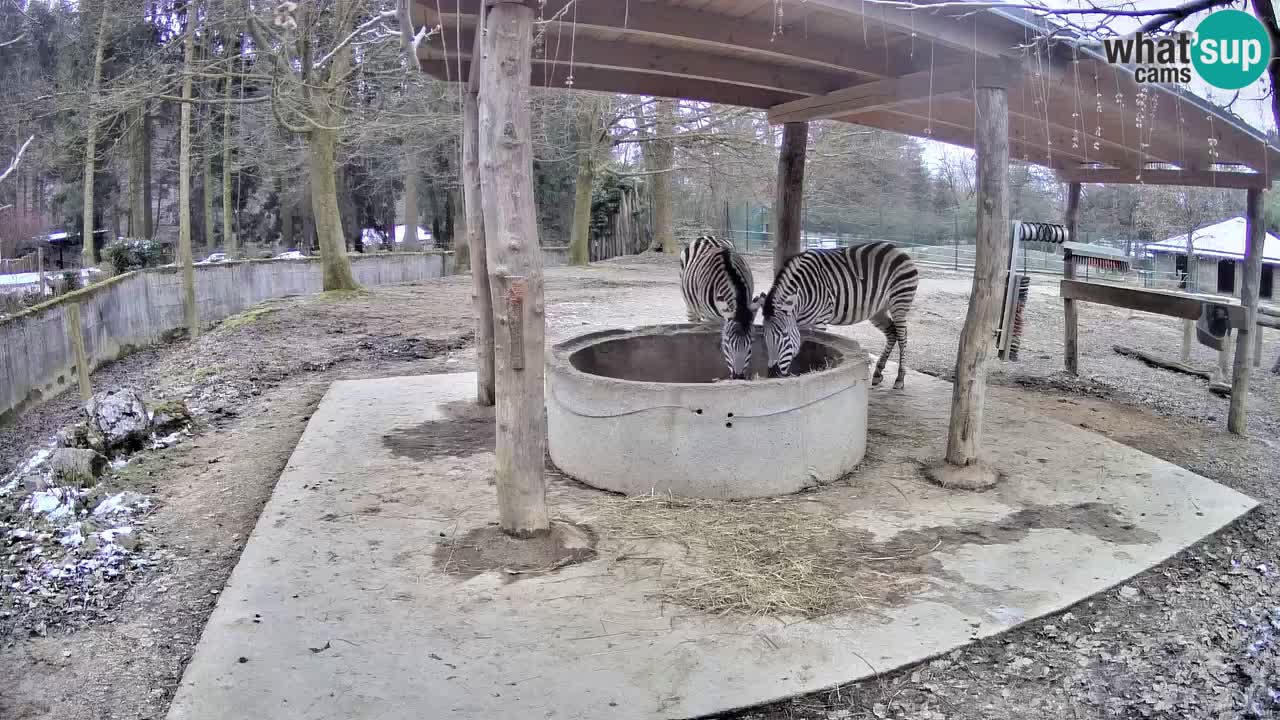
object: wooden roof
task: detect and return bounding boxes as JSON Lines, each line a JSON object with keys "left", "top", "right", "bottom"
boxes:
{"left": 414, "top": 0, "right": 1280, "bottom": 180}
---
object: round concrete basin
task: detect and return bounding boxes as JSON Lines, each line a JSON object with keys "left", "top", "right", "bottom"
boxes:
{"left": 546, "top": 324, "right": 869, "bottom": 500}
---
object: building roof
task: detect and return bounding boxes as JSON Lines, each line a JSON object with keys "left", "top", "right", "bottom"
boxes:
{"left": 1146, "top": 217, "right": 1280, "bottom": 264}
{"left": 414, "top": 0, "right": 1280, "bottom": 177}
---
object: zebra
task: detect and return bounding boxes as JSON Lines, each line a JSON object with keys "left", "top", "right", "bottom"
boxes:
{"left": 759, "top": 241, "right": 918, "bottom": 388}
{"left": 679, "top": 235, "right": 760, "bottom": 380}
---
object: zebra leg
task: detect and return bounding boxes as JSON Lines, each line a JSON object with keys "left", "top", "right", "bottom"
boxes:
{"left": 869, "top": 312, "right": 896, "bottom": 387}
{"left": 893, "top": 322, "right": 909, "bottom": 389}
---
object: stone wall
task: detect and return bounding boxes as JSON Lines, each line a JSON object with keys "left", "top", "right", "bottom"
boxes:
{"left": 0, "top": 253, "right": 452, "bottom": 421}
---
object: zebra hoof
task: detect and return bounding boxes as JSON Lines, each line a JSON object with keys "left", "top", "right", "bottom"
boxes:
{"left": 893, "top": 379, "right": 905, "bottom": 390}
{"left": 871, "top": 374, "right": 884, "bottom": 387}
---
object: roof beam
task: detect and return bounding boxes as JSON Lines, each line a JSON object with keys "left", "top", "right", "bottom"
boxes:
{"left": 803, "top": 0, "right": 1017, "bottom": 57}
{"left": 419, "top": 60, "right": 805, "bottom": 110}
{"left": 1056, "top": 167, "right": 1273, "bottom": 189}
{"left": 424, "top": 32, "right": 848, "bottom": 99}
{"left": 851, "top": 108, "right": 1080, "bottom": 169}
{"left": 767, "top": 65, "right": 981, "bottom": 124}
{"left": 415, "top": 0, "right": 921, "bottom": 79}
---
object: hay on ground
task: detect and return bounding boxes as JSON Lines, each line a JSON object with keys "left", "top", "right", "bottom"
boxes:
{"left": 589, "top": 494, "right": 934, "bottom": 619}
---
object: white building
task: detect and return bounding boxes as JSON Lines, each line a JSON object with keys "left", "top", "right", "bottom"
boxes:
{"left": 1145, "top": 217, "right": 1279, "bottom": 300}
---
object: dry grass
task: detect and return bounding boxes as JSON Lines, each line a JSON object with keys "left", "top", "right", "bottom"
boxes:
{"left": 589, "top": 494, "right": 933, "bottom": 619}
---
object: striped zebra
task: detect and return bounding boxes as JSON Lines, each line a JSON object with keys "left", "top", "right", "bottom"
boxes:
{"left": 679, "top": 235, "right": 760, "bottom": 380}
{"left": 759, "top": 242, "right": 919, "bottom": 388}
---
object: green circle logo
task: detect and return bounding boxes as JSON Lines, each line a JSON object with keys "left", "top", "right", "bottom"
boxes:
{"left": 1192, "top": 9, "right": 1272, "bottom": 90}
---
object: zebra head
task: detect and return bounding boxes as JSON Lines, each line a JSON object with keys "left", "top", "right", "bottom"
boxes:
{"left": 716, "top": 294, "right": 761, "bottom": 380}
{"left": 763, "top": 301, "right": 801, "bottom": 378}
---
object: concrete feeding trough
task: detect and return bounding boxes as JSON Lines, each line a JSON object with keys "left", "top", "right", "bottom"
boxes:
{"left": 546, "top": 323, "right": 869, "bottom": 499}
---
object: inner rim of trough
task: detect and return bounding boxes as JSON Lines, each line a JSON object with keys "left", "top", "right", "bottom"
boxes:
{"left": 567, "top": 329, "right": 846, "bottom": 383}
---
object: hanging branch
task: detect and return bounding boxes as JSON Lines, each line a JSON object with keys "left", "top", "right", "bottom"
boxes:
{"left": 0, "top": 134, "right": 34, "bottom": 183}
{"left": 0, "top": 31, "right": 25, "bottom": 49}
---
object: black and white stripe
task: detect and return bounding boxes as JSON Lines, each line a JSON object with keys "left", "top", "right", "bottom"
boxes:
{"left": 761, "top": 241, "right": 918, "bottom": 388}
{"left": 679, "top": 235, "right": 759, "bottom": 380}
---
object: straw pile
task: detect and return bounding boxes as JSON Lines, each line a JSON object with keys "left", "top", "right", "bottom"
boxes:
{"left": 589, "top": 494, "right": 933, "bottom": 619}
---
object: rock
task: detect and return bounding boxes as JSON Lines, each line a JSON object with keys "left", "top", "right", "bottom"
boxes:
{"left": 47, "top": 448, "right": 108, "bottom": 487}
{"left": 55, "top": 421, "right": 91, "bottom": 449}
{"left": 1119, "top": 585, "right": 1141, "bottom": 601}
{"left": 21, "top": 474, "right": 49, "bottom": 492}
{"left": 149, "top": 399, "right": 192, "bottom": 434}
{"left": 85, "top": 388, "right": 150, "bottom": 455}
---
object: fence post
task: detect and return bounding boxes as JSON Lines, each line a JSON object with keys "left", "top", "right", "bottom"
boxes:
{"left": 65, "top": 302, "right": 92, "bottom": 402}
{"left": 37, "top": 247, "right": 47, "bottom": 298}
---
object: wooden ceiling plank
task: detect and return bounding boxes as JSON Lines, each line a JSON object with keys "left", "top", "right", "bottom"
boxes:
{"left": 1056, "top": 167, "right": 1272, "bottom": 189}
{"left": 768, "top": 64, "right": 982, "bottom": 124}
{"left": 416, "top": 0, "right": 919, "bottom": 78}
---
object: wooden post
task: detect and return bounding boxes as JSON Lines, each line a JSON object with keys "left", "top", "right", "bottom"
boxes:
{"left": 478, "top": 0, "right": 549, "bottom": 536}
{"left": 1062, "top": 182, "right": 1081, "bottom": 375}
{"left": 463, "top": 2, "right": 495, "bottom": 407}
{"left": 65, "top": 303, "right": 92, "bottom": 402}
{"left": 1228, "top": 187, "right": 1266, "bottom": 434}
{"left": 773, "top": 121, "right": 808, "bottom": 275}
{"left": 1180, "top": 320, "right": 1194, "bottom": 363}
{"left": 37, "top": 247, "right": 46, "bottom": 298}
{"left": 1253, "top": 325, "right": 1263, "bottom": 367}
{"left": 941, "top": 85, "right": 1010, "bottom": 481}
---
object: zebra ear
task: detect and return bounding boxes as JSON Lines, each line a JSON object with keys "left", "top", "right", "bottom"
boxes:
{"left": 750, "top": 293, "right": 765, "bottom": 311}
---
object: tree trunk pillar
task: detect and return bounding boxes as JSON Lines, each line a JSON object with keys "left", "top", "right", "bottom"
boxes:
{"left": 463, "top": 2, "right": 494, "bottom": 406}
{"left": 773, "top": 121, "right": 808, "bottom": 275}
{"left": 939, "top": 83, "right": 1010, "bottom": 484}
{"left": 1228, "top": 187, "right": 1266, "bottom": 435}
{"left": 478, "top": 0, "right": 549, "bottom": 536}
{"left": 1062, "top": 181, "right": 1081, "bottom": 374}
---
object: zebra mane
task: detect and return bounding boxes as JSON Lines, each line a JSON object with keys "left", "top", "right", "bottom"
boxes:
{"left": 762, "top": 252, "right": 806, "bottom": 317}
{"left": 719, "top": 249, "right": 754, "bottom": 328}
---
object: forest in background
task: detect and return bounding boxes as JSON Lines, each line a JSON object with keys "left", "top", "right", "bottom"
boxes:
{"left": 1, "top": 0, "right": 1278, "bottom": 276}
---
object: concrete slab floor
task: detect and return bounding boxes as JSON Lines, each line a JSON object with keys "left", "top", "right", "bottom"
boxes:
{"left": 166, "top": 370, "right": 1256, "bottom": 720}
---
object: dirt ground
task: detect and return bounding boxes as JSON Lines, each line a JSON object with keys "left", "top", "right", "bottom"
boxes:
{"left": 2, "top": 254, "right": 1279, "bottom": 720}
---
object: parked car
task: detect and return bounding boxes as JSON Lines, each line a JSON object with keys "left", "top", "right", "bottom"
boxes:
{"left": 196, "top": 252, "right": 227, "bottom": 265}
{"left": 274, "top": 249, "right": 307, "bottom": 260}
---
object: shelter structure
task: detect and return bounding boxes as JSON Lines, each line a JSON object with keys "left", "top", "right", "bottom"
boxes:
{"left": 411, "top": 0, "right": 1279, "bottom": 529}
{"left": 1146, "top": 217, "right": 1280, "bottom": 299}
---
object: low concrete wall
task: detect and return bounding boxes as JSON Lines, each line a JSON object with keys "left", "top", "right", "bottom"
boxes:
{"left": 0, "top": 253, "right": 452, "bottom": 421}
{"left": 541, "top": 246, "right": 570, "bottom": 267}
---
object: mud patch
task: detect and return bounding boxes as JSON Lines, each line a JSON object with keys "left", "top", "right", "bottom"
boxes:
{"left": 381, "top": 400, "right": 494, "bottom": 459}
{"left": 359, "top": 331, "right": 474, "bottom": 360}
{"left": 891, "top": 501, "right": 1159, "bottom": 548}
{"left": 433, "top": 521, "right": 596, "bottom": 579}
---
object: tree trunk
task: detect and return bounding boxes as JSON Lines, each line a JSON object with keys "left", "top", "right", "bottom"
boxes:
{"left": 178, "top": 18, "right": 199, "bottom": 337}
{"left": 568, "top": 106, "right": 600, "bottom": 266}
{"left": 944, "top": 86, "right": 1010, "bottom": 470}
{"left": 223, "top": 77, "right": 235, "bottom": 257}
{"left": 648, "top": 99, "right": 676, "bottom": 253}
{"left": 773, "top": 121, "right": 808, "bottom": 275}
{"left": 1228, "top": 188, "right": 1266, "bottom": 435}
{"left": 127, "top": 106, "right": 149, "bottom": 238}
{"left": 403, "top": 155, "right": 419, "bottom": 250}
{"left": 82, "top": 7, "right": 109, "bottom": 267}
{"left": 479, "top": 1, "right": 548, "bottom": 536}
{"left": 200, "top": 111, "right": 214, "bottom": 252}
{"left": 463, "top": 43, "right": 493, "bottom": 404}
{"left": 308, "top": 128, "right": 360, "bottom": 290}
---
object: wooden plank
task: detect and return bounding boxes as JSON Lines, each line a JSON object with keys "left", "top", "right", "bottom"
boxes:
{"left": 767, "top": 65, "right": 977, "bottom": 124}
{"left": 1063, "top": 182, "right": 1081, "bottom": 375}
{"left": 65, "top": 303, "right": 92, "bottom": 403}
{"left": 1113, "top": 344, "right": 1213, "bottom": 381}
{"left": 463, "top": 4, "right": 495, "bottom": 406}
{"left": 503, "top": 33, "right": 852, "bottom": 97}
{"left": 945, "top": 85, "right": 1009, "bottom": 469}
{"left": 418, "top": 0, "right": 917, "bottom": 78}
{"left": 420, "top": 59, "right": 801, "bottom": 110}
{"left": 1228, "top": 188, "right": 1265, "bottom": 435}
{"left": 1060, "top": 279, "right": 1247, "bottom": 326}
{"left": 773, "top": 122, "right": 808, "bottom": 275}
{"left": 850, "top": 109, "right": 1078, "bottom": 170}
{"left": 1056, "top": 167, "right": 1273, "bottom": 190}
{"left": 478, "top": 1, "right": 549, "bottom": 535}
